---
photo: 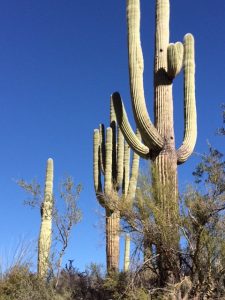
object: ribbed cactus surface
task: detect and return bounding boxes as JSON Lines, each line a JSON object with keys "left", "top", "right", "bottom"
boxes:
{"left": 93, "top": 97, "right": 139, "bottom": 272}
{"left": 112, "top": 0, "right": 197, "bottom": 283}
{"left": 112, "top": 0, "right": 196, "bottom": 211}
{"left": 124, "top": 234, "right": 131, "bottom": 272}
{"left": 38, "top": 158, "right": 54, "bottom": 277}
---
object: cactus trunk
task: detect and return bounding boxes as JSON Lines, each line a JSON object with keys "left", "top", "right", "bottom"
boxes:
{"left": 38, "top": 158, "right": 54, "bottom": 277}
{"left": 153, "top": 0, "right": 178, "bottom": 214}
{"left": 106, "top": 210, "right": 120, "bottom": 271}
{"left": 153, "top": 155, "right": 180, "bottom": 284}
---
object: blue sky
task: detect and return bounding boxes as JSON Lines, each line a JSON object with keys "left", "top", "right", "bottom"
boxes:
{"left": 0, "top": 0, "right": 224, "bottom": 272}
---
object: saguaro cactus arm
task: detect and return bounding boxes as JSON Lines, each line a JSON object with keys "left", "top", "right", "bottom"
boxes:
{"left": 93, "top": 129, "right": 107, "bottom": 208}
{"left": 93, "top": 129, "right": 102, "bottom": 193}
{"left": 112, "top": 92, "right": 150, "bottom": 158}
{"left": 177, "top": 34, "right": 197, "bottom": 164}
{"left": 93, "top": 126, "right": 118, "bottom": 211}
{"left": 123, "top": 143, "right": 130, "bottom": 197}
{"left": 126, "top": 144, "right": 140, "bottom": 201}
{"left": 127, "top": 0, "right": 163, "bottom": 149}
{"left": 99, "top": 124, "right": 106, "bottom": 174}
{"left": 105, "top": 128, "right": 113, "bottom": 196}
{"left": 167, "top": 42, "right": 184, "bottom": 79}
{"left": 122, "top": 130, "right": 140, "bottom": 203}
{"left": 117, "top": 128, "right": 125, "bottom": 188}
{"left": 110, "top": 96, "right": 124, "bottom": 189}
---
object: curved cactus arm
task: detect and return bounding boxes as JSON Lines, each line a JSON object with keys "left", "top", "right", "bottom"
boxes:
{"left": 112, "top": 92, "right": 150, "bottom": 158}
{"left": 110, "top": 95, "right": 116, "bottom": 123}
{"left": 127, "top": 0, "right": 163, "bottom": 150}
{"left": 126, "top": 132, "right": 140, "bottom": 202}
{"left": 105, "top": 127, "right": 113, "bottom": 196}
{"left": 177, "top": 34, "right": 197, "bottom": 164}
{"left": 167, "top": 42, "right": 183, "bottom": 79}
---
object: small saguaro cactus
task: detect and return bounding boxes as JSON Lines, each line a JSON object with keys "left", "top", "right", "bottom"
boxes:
{"left": 124, "top": 234, "right": 131, "bottom": 272}
{"left": 93, "top": 97, "right": 139, "bottom": 273}
{"left": 38, "top": 158, "right": 54, "bottom": 277}
{"left": 112, "top": 0, "right": 197, "bottom": 284}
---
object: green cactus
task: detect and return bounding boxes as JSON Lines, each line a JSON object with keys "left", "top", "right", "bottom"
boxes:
{"left": 93, "top": 97, "right": 139, "bottom": 273}
{"left": 38, "top": 158, "right": 54, "bottom": 277}
{"left": 112, "top": 0, "right": 196, "bottom": 283}
{"left": 124, "top": 234, "right": 131, "bottom": 272}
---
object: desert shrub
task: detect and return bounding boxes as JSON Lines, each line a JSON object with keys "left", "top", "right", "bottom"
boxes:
{"left": 55, "top": 262, "right": 149, "bottom": 300}
{"left": 0, "top": 264, "right": 71, "bottom": 300}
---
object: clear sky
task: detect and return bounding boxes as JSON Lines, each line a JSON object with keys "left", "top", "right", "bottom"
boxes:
{"left": 0, "top": 0, "right": 224, "bottom": 272}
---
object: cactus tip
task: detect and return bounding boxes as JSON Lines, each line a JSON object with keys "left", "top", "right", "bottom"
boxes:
{"left": 112, "top": 92, "right": 122, "bottom": 107}
{"left": 184, "top": 33, "right": 194, "bottom": 41}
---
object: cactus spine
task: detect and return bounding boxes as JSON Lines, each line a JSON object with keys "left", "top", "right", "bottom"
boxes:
{"left": 93, "top": 97, "right": 139, "bottom": 273}
{"left": 112, "top": 0, "right": 196, "bottom": 283}
{"left": 124, "top": 234, "right": 131, "bottom": 272}
{"left": 38, "top": 158, "right": 54, "bottom": 277}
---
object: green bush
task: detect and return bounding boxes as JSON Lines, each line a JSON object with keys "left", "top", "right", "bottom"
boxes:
{"left": 0, "top": 265, "right": 70, "bottom": 300}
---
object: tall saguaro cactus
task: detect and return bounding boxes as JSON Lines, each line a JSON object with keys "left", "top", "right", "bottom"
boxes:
{"left": 38, "top": 158, "right": 54, "bottom": 277}
{"left": 112, "top": 0, "right": 196, "bottom": 283}
{"left": 93, "top": 98, "right": 139, "bottom": 272}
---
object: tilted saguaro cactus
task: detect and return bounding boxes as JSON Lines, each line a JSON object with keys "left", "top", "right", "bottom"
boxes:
{"left": 93, "top": 98, "right": 139, "bottom": 272}
{"left": 112, "top": 0, "right": 196, "bottom": 283}
{"left": 38, "top": 158, "right": 54, "bottom": 277}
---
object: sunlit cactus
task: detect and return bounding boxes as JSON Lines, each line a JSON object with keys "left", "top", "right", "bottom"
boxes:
{"left": 93, "top": 97, "right": 139, "bottom": 273}
{"left": 38, "top": 158, "right": 54, "bottom": 277}
{"left": 112, "top": 0, "right": 197, "bottom": 283}
{"left": 124, "top": 234, "right": 131, "bottom": 272}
